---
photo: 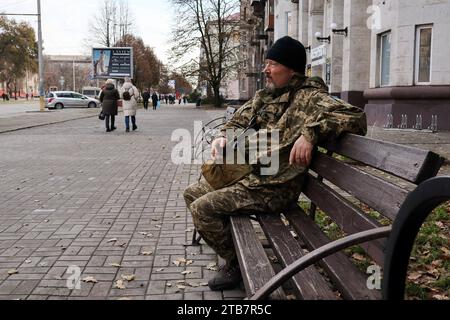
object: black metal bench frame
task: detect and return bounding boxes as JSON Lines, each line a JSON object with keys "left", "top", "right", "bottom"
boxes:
{"left": 190, "top": 107, "right": 449, "bottom": 300}
{"left": 230, "top": 134, "right": 448, "bottom": 300}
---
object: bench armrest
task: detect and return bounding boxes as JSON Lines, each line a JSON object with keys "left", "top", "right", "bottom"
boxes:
{"left": 383, "top": 176, "right": 450, "bottom": 299}
{"left": 250, "top": 226, "right": 392, "bottom": 300}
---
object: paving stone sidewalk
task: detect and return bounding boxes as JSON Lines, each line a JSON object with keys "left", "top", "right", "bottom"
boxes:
{"left": 0, "top": 103, "right": 448, "bottom": 300}
{"left": 0, "top": 104, "right": 245, "bottom": 300}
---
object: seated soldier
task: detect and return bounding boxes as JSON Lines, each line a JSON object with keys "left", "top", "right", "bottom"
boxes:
{"left": 184, "top": 36, "right": 368, "bottom": 291}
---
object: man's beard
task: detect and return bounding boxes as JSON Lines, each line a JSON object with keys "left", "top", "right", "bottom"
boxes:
{"left": 265, "top": 79, "right": 276, "bottom": 93}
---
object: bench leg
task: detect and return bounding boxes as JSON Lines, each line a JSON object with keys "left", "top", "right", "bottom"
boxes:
{"left": 184, "top": 228, "right": 203, "bottom": 247}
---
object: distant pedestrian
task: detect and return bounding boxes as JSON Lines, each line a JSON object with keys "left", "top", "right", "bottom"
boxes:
{"left": 183, "top": 96, "right": 187, "bottom": 105}
{"left": 1, "top": 93, "right": 6, "bottom": 101}
{"left": 142, "top": 88, "right": 150, "bottom": 110}
{"left": 165, "top": 95, "right": 168, "bottom": 104}
{"left": 121, "top": 78, "right": 139, "bottom": 132}
{"left": 99, "top": 79, "right": 120, "bottom": 133}
{"left": 151, "top": 92, "right": 158, "bottom": 110}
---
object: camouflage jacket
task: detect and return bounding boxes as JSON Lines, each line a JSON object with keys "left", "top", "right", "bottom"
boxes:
{"left": 220, "top": 74, "right": 367, "bottom": 193}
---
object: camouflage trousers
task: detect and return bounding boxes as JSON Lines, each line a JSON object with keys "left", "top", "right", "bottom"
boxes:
{"left": 184, "top": 180, "right": 273, "bottom": 265}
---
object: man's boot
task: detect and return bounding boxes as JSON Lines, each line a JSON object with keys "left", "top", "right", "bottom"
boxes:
{"left": 208, "top": 262, "right": 242, "bottom": 291}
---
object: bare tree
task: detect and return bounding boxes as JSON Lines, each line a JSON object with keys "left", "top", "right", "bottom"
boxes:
{"left": 86, "top": 0, "right": 135, "bottom": 48}
{"left": 170, "top": 0, "right": 240, "bottom": 107}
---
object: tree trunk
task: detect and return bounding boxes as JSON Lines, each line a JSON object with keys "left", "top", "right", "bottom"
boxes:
{"left": 213, "top": 85, "right": 221, "bottom": 108}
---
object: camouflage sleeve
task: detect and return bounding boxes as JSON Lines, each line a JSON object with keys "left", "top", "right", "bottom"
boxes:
{"left": 301, "top": 92, "right": 367, "bottom": 145}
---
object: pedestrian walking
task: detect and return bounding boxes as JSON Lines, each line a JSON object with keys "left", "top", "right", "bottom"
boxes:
{"left": 121, "top": 77, "right": 139, "bottom": 132}
{"left": 142, "top": 88, "right": 150, "bottom": 110}
{"left": 151, "top": 92, "right": 158, "bottom": 110}
{"left": 99, "top": 79, "right": 120, "bottom": 133}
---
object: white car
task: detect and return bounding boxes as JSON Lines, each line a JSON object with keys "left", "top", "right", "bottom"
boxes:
{"left": 45, "top": 91, "right": 100, "bottom": 109}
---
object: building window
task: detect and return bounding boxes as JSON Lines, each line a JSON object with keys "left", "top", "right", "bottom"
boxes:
{"left": 380, "top": 32, "right": 391, "bottom": 86}
{"left": 415, "top": 25, "right": 433, "bottom": 84}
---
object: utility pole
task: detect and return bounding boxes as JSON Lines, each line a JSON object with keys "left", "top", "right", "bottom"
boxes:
{"left": 37, "top": 0, "right": 45, "bottom": 111}
{"left": 73, "top": 58, "right": 76, "bottom": 92}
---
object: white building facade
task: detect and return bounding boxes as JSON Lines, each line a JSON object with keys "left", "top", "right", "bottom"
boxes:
{"left": 240, "top": 0, "right": 450, "bottom": 129}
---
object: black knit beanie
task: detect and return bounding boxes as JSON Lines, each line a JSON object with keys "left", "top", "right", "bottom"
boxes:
{"left": 266, "top": 36, "right": 307, "bottom": 74}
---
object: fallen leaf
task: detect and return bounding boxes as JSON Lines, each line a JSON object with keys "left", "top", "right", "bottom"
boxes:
{"left": 173, "top": 258, "right": 192, "bottom": 267}
{"left": 435, "top": 221, "right": 444, "bottom": 228}
{"left": 167, "top": 283, "right": 172, "bottom": 287}
{"left": 141, "top": 251, "right": 153, "bottom": 256}
{"left": 139, "top": 232, "right": 148, "bottom": 236}
{"left": 25, "top": 260, "right": 32, "bottom": 264}
{"left": 432, "top": 294, "right": 449, "bottom": 300}
{"left": 431, "top": 260, "right": 443, "bottom": 267}
{"left": 185, "top": 228, "right": 192, "bottom": 232}
{"left": 107, "top": 238, "right": 118, "bottom": 243}
{"left": 118, "top": 243, "right": 127, "bottom": 248}
{"left": 8, "top": 269, "right": 18, "bottom": 275}
{"left": 440, "top": 247, "right": 450, "bottom": 256}
{"left": 407, "top": 272, "right": 423, "bottom": 281}
{"left": 115, "top": 280, "right": 126, "bottom": 289}
{"left": 269, "top": 256, "right": 278, "bottom": 263}
{"left": 146, "top": 233, "right": 154, "bottom": 238}
{"left": 155, "top": 225, "right": 162, "bottom": 229}
{"left": 121, "top": 274, "right": 135, "bottom": 282}
{"left": 174, "top": 215, "right": 180, "bottom": 219}
{"left": 82, "top": 276, "right": 98, "bottom": 283}
{"left": 207, "top": 263, "right": 218, "bottom": 271}
{"left": 187, "top": 282, "right": 199, "bottom": 287}
{"left": 352, "top": 253, "right": 366, "bottom": 261}
{"left": 177, "top": 285, "right": 186, "bottom": 290}
{"left": 156, "top": 268, "right": 164, "bottom": 272}
{"left": 290, "top": 231, "right": 298, "bottom": 239}
{"left": 200, "top": 282, "right": 208, "bottom": 286}
{"left": 181, "top": 270, "right": 193, "bottom": 275}
{"left": 281, "top": 216, "right": 290, "bottom": 226}
{"left": 151, "top": 218, "right": 160, "bottom": 222}
{"left": 110, "top": 263, "right": 121, "bottom": 268}
{"left": 425, "top": 268, "right": 439, "bottom": 278}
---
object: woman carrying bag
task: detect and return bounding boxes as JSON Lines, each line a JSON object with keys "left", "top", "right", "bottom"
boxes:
{"left": 99, "top": 79, "right": 120, "bottom": 132}
{"left": 121, "top": 77, "right": 139, "bottom": 132}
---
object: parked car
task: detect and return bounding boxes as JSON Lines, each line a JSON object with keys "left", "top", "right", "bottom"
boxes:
{"left": 45, "top": 91, "right": 100, "bottom": 109}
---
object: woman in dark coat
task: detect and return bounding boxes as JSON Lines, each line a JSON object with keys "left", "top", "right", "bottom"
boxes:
{"left": 99, "top": 79, "right": 120, "bottom": 132}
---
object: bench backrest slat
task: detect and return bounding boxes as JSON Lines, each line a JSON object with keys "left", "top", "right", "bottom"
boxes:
{"left": 303, "top": 175, "right": 386, "bottom": 265}
{"left": 321, "top": 134, "right": 444, "bottom": 184}
{"left": 310, "top": 152, "right": 410, "bottom": 221}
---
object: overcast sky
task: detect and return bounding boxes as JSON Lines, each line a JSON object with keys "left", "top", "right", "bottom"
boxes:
{"left": 0, "top": 0, "right": 178, "bottom": 65}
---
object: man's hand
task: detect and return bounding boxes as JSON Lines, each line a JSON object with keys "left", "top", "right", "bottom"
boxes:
{"left": 211, "top": 137, "right": 227, "bottom": 160}
{"left": 289, "top": 136, "right": 314, "bottom": 168}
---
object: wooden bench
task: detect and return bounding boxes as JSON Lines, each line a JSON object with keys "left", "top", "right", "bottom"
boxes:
{"left": 229, "top": 133, "right": 449, "bottom": 300}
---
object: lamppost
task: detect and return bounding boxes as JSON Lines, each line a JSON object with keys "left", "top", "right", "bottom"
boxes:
{"left": 37, "top": 0, "right": 45, "bottom": 111}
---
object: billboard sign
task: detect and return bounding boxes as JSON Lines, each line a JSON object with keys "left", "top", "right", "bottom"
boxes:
{"left": 92, "top": 47, "right": 134, "bottom": 79}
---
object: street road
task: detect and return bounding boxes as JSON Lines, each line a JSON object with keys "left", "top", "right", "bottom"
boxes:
{"left": 0, "top": 100, "right": 42, "bottom": 119}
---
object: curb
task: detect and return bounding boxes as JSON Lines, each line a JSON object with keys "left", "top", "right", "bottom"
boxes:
{"left": 0, "top": 114, "right": 98, "bottom": 135}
